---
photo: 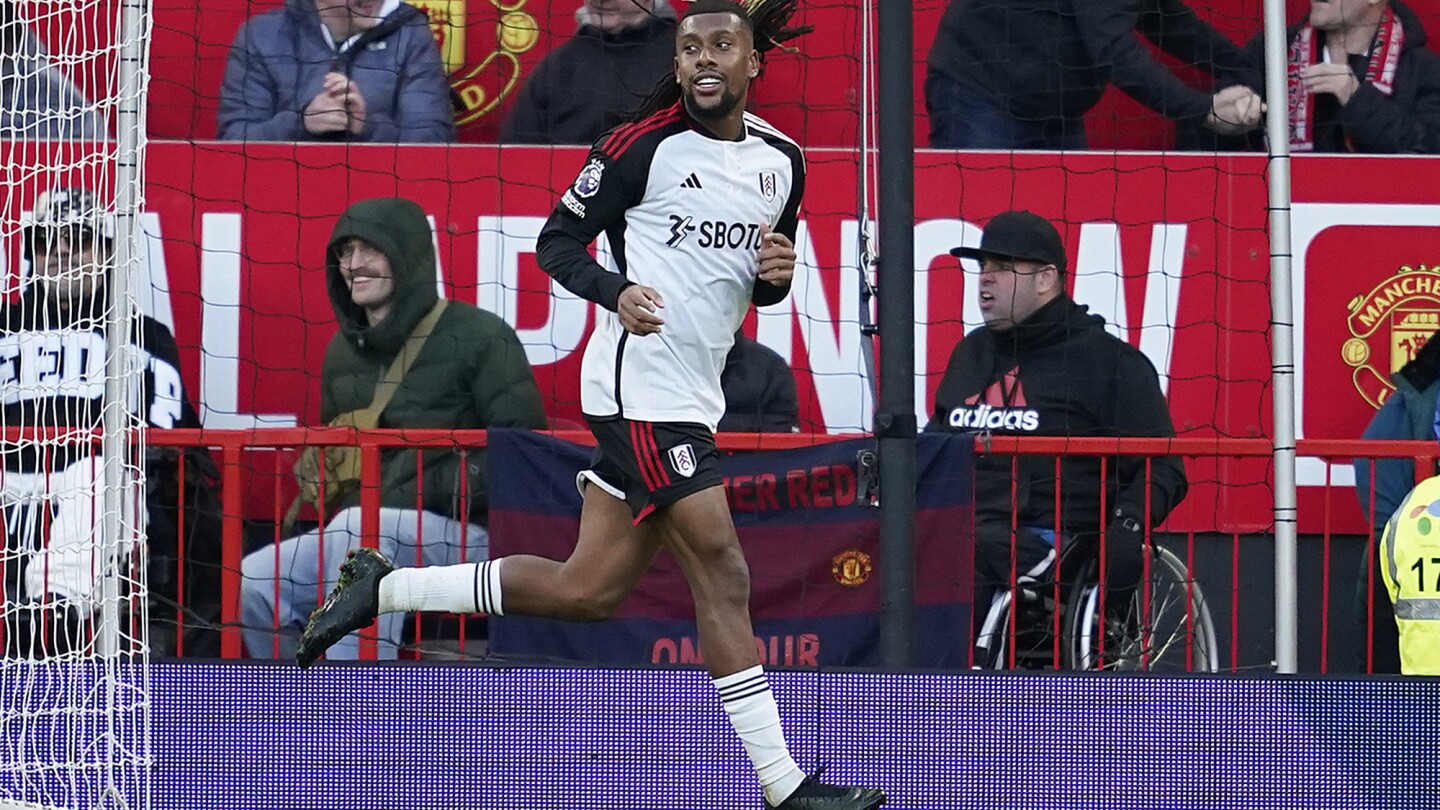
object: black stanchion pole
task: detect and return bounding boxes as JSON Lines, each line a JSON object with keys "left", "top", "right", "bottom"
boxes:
{"left": 876, "top": 0, "right": 916, "bottom": 668}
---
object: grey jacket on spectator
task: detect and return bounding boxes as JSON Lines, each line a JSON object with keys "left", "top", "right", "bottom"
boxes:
{"left": 217, "top": 0, "right": 455, "bottom": 142}
{"left": 0, "top": 1, "right": 107, "bottom": 140}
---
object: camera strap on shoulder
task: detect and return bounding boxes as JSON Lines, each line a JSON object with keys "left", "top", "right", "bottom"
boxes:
{"left": 281, "top": 299, "right": 449, "bottom": 535}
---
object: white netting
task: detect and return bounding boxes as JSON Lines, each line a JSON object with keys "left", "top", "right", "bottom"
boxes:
{"left": 1, "top": 1, "right": 152, "bottom": 809}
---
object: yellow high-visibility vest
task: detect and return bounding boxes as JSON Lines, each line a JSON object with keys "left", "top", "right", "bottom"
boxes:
{"left": 1381, "top": 476, "right": 1440, "bottom": 675}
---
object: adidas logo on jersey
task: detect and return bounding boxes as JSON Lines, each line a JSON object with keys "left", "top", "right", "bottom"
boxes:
{"left": 681, "top": 173, "right": 703, "bottom": 189}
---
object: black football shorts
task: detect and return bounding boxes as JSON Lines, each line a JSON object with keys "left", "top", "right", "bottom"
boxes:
{"left": 578, "top": 417, "right": 722, "bottom": 523}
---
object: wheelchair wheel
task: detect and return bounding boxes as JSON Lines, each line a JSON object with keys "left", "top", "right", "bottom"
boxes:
{"left": 1063, "top": 545, "right": 1219, "bottom": 672}
{"left": 975, "top": 586, "right": 1064, "bottom": 670}
{"left": 974, "top": 589, "right": 1014, "bottom": 670}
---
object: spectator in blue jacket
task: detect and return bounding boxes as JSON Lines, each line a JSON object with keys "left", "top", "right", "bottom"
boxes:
{"left": 218, "top": 0, "right": 455, "bottom": 143}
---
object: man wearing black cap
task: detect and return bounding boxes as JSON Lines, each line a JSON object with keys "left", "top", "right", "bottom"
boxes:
{"left": 926, "top": 210, "right": 1188, "bottom": 666}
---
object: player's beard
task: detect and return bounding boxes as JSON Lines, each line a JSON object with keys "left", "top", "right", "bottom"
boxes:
{"left": 683, "top": 85, "right": 743, "bottom": 122}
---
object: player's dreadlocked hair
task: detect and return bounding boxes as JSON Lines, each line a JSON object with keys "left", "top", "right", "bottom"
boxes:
{"left": 625, "top": 0, "right": 813, "bottom": 123}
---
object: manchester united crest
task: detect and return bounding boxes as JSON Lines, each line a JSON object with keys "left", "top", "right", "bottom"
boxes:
{"left": 831, "top": 550, "right": 872, "bottom": 587}
{"left": 1343, "top": 265, "right": 1440, "bottom": 409}
{"left": 410, "top": 0, "right": 542, "bottom": 128}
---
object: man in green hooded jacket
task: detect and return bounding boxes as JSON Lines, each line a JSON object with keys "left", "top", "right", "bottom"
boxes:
{"left": 240, "top": 197, "right": 546, "bottom": 659}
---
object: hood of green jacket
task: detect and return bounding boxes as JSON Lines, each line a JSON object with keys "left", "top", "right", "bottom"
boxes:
{"left": 326, "top": 197, "right": 439, "bottom": 358}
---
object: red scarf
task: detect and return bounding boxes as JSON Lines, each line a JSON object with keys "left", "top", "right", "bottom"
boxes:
{"left": 1287, "top": 6, "right": 1403, "bottom": 151}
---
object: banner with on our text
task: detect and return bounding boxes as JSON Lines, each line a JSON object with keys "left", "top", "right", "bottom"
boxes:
{"left": 487, "top": 429, "right": 976, "bottom": 668}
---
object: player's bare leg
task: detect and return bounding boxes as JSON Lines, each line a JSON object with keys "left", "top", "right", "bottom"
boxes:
{"left": 494, "top": 483, "right": 663, "bottom": 619}
{"left": 658, "top": 486, "right": 886, "bottom": 810}
{"left": 296, "top": 484, "right": 661, "bottom": 666}
{"left": 652, "top": 486, "right": 759, "bottom": 676}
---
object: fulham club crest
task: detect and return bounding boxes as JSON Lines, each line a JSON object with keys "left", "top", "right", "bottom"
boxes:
{"left": 758, "top": 171, "right": 777, "bottom": 202}
{"left": 668, "top": 444, "right": 697, "bottom": 478}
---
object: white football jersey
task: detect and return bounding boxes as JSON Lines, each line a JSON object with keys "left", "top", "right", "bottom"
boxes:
{"left": 537, "top": 104, "right": 805, "bottom": 432}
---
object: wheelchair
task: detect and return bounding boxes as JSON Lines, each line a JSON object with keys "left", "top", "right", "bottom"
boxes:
{"left": 974, "top": 538, "right": 1219, "bottom": 672}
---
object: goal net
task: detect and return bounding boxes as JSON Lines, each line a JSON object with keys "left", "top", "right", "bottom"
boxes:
{"left": 1, "top": 0, "right": 152, "bottom": 808}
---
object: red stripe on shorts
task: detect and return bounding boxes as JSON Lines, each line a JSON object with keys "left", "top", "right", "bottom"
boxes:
{"left": 633, "top": 503, "right": 656, "bottom": 526}
{"left": 644, "top": 423, "right": 672, "bottom": 488}
{"left": 630, "top": 421, "right": 661, "bottom": 492}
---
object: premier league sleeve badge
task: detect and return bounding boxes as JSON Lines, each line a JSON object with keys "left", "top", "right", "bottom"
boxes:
{"left": 574, "top": 159, "right": 606, "bottom": 199}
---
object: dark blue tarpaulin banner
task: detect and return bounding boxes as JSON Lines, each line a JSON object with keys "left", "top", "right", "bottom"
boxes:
{"left": 488, "top": 430, "right": 975, "bottom": 668}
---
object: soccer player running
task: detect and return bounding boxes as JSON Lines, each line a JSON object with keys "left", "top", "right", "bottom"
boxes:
{"left": 296, "top": 1, "right": 885, "bottom": 807}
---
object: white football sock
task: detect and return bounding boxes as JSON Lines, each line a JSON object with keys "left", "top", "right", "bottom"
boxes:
{"left": 476, "top": 559, "right": 504, "bottom": 616}
{"left": 714, "top": 665, "right": 806, "bottom": 805}
{"left": 376, "top": 561, "right": 504, "bottom": 615}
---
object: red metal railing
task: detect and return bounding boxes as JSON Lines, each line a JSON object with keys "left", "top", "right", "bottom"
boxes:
{"left": 78, "top": 430, "right": 1440, "bottom": 668}
{"left": 144, "top": 428, "right": 860, "bottom": 659}
{"left": 974, "top": 436, "right": 1437, "bottom": 672}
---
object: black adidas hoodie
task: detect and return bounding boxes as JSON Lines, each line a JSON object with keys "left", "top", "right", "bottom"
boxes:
{"left": 926, "top": 296, "right": 1188, "bottom": 536}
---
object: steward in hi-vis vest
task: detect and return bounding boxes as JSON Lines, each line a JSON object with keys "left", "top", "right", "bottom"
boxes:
{"left": 1381, "top": 475, "right": 1440, "bottom": 675}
